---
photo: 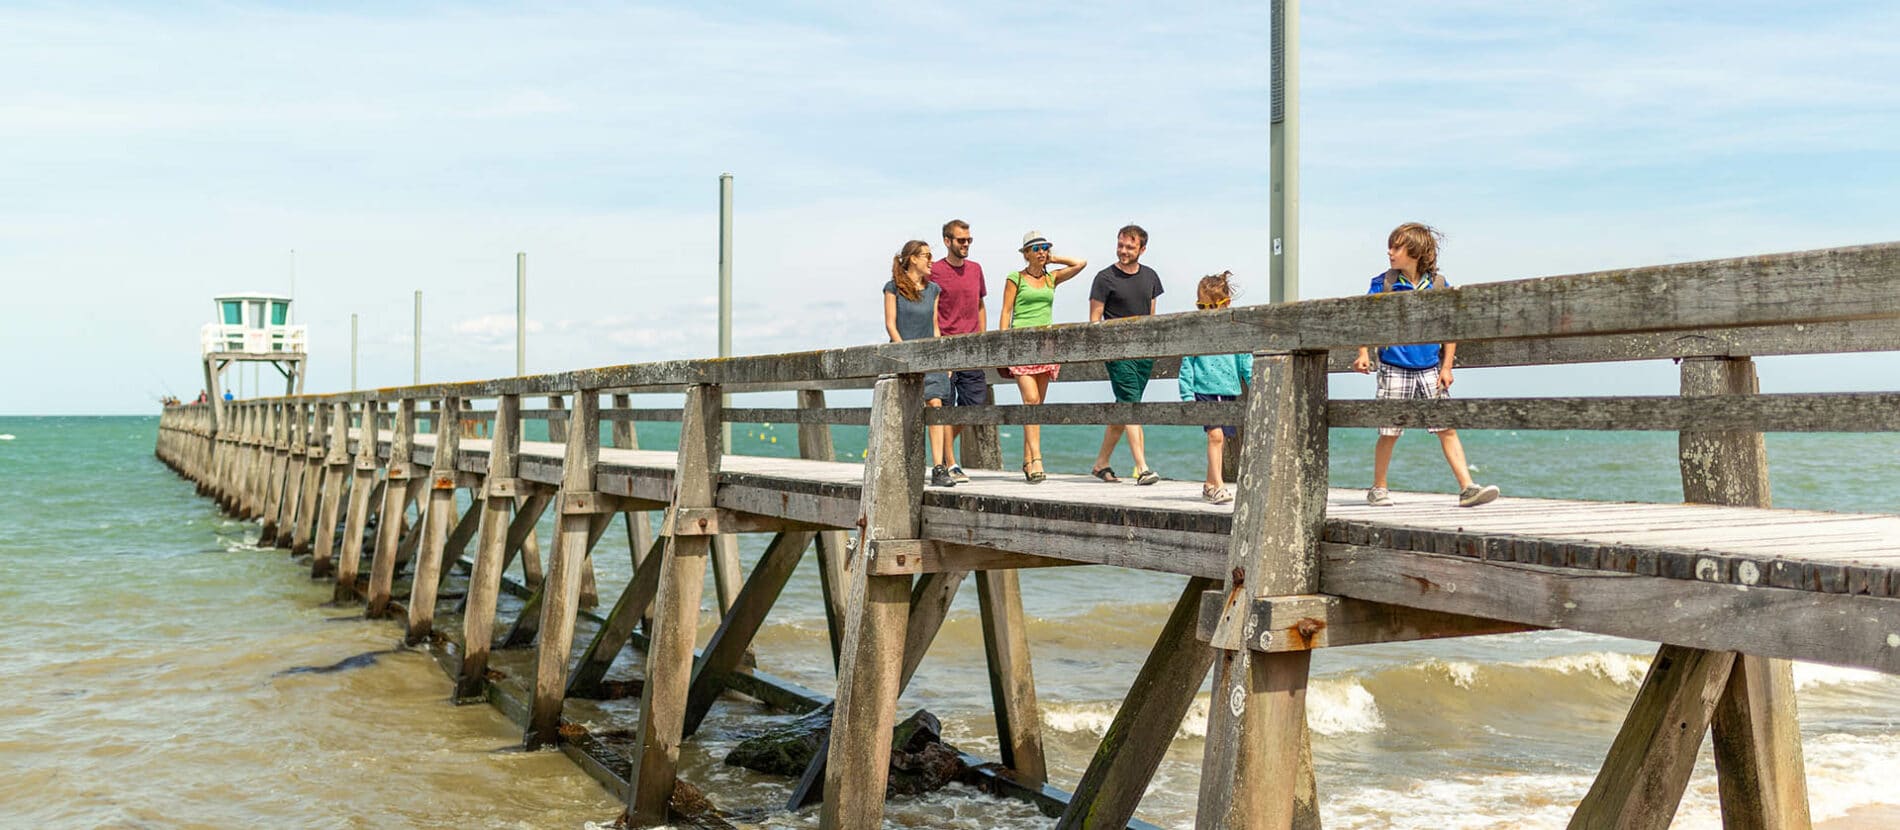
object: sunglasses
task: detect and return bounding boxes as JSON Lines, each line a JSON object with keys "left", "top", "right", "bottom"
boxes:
{"left": 949, "top": 236, "right": 973, "bottom": 244}
{"left": 1025, "top": 244, "right": 1051, "bottom": 253}
{"left": 1195, "top": 299, "right": 1231, "bottom": 310}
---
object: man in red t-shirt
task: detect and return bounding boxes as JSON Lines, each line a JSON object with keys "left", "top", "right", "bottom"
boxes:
{"left": 928, "top": 218, "right": 988, "bottom": 483}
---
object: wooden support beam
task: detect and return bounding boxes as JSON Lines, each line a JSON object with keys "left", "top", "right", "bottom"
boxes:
{"left": 662, "top": 505, "right": 826, "bottom": 536}
{"left": 1318, "top": 545, "right": 1900, "bottom": 674}
{"left": 455, "top": 394, "right": 521, "bottom": 701}
{"left": 797, "top": 389, "right": 852, "bottom": 672}
{"left": 435, "top": 492, "right": 485, "bottom": 592}
{"left": 1713, "top": 655, "right": 1814, "bottom": 829}
{"left": 259, "top": 402, "right": 286, "bottom": 540}
{"left": 681, "top": 530, "right": 817, "bottom": 736}
{"left": 818, "top": 374, "right": 923, "bottom": 830}
{"left": 1197, "top": 351, "right": 1329, "bottom": 830}
{"left": 611, "top": 392, "right": 658, "bottom": 628}
{"left": 311, "top": 401, "right": 351, "bottom": 578}
{"left": 290, "top": 403, "right": 326, "bottom": 554}
{"left": 525, "top": 389, "right": 603, "bottom": 749}
{"left": 501, "top": 509, "right": 611, "bottom": 650}
{"left": 1056, "top": 576, "right": 1219, "bottom": 830}
{"left": 1197, "top": 592, "right": 1537, "bottom": 653}
{"left": 1683, "top": 357, "right": 1812, "bottom": 829}
{"left": 865, "top": 539, "right": 1078, "bottom": 576}
{"left": 628, "top": 383, "right": 723, "bottom": 825}
{"left": 567, "top": 536, "right": 668, "bottom": 700}
{"left": 788, "top": 564, "right": 968, "bottom": 810}
{"left": 334, "top": 402, "right": 380, "bottom": 602}
{"left": 366, "top": 398, "right": 419, "bottom": 619}
{"left": 405, "top": 395, "right": 460, "bottom": 645}
{"left": 976, "top": 569, "right": 1047, "bottom": 785}
{"left": 1569, "top": 645, "right": 1737, "bottom": 829}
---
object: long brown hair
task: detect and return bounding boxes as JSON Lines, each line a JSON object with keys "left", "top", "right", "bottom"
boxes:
{"left": 890, "top": 240, "right": 930, "bottom": 301}
{"left": 1387, "top": 222, "right": 1443, "bottom": 283}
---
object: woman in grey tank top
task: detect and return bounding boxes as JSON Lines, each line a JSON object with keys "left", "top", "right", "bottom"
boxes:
{"left": 882, "top": 239, "right": 958, "bottom": 482}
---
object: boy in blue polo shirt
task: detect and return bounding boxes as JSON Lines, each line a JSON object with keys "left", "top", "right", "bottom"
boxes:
{"left": 1350, "top": 223, "right": 1499, "bottom": 508}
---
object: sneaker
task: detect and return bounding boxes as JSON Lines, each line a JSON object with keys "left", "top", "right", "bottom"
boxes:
{"left": 1135, "top": 468, "right": 1161, "bottom": 486}
{"left": 1202, "top": 485, "right": 1234, "bottom": 505}
{"left": 948, "top": 465, "right": 969, "bottom": 484}
{"left": 1458, "top": 484, "right": 1500, "bottom": 508}
{"left": 930, "top": 465, "right": 955, "bottom": 488}
{"left": 1366, "top": 487, "right": 1394, "bottom": 507}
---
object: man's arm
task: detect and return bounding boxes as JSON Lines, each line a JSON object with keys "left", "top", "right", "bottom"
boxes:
{"left": 976, "top": 301, "right": 987, "bottom": 333}
{"left": 1089, "top": 300, "right": 1106, "bottom": 323}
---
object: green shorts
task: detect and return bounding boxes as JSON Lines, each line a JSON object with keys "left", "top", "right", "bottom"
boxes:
{"left": 1105, "top": 359, "right": 1155, "bottom": 404}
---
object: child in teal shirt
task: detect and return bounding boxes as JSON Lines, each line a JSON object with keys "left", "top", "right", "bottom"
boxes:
{"left": 1178, "top": 272, "right": 1252, "bottom": 504}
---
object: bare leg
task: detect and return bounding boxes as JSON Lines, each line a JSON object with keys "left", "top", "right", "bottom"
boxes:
{"left": 1372, "top": 433, "right": 1400, "bottom": 489}
{"left": 1093, "top": 424, "right": 1126, "bottom": 471}
{"left": 1016, "top": 374, "right": 1048, "bottom": 473}
{"left": 1436, "top": 429, "right": 1476, "bottom": 489}
{"left": 927, "top": 401, "right": 950, "bottom": 468}
{"left": 1127, "top": 424, "right": 1149, "bottom": 474}
{"left": 948, "top": 423, "right": 964, "bottom": 469}
{"left": 1204, "top": 429, "right": 1224, "bottom": 488}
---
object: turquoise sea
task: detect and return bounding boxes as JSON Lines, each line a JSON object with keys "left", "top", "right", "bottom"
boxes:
{"left": 5, "top": 414, "right": 1899, "bottom": 829}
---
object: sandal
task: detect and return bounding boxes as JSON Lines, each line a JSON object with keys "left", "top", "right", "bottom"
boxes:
{"left": 1135, "top": 468, "right": 1161, "bottom": 486}
{"left": 1022, "top": 458, "right": 1046, "bottom": 484}
{"left": 1091, "top": 466, "right": 1120, "bottom": 483}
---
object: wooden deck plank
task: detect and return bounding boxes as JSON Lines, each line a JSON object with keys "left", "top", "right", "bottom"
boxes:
{"left": 385, "top": 433, "right": 1900, "bottom": 601}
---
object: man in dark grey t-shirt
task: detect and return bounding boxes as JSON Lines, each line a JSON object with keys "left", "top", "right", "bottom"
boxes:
{"left": 1087, "top": 224, "right": 1164, "bottom": 485}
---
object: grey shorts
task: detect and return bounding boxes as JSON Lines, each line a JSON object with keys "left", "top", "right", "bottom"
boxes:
{"left": 923, "top": 372, "right": 953, "bottom": 404}
{"left": 1375, "top": 364, "right": 1448, "bottom": 437}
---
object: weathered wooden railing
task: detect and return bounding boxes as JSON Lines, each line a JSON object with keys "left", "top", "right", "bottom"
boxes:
{"left": 156, "top": 241, "right": 1900, "bottom": 830}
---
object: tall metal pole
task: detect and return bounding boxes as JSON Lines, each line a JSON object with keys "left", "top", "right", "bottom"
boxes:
{"left": 1269, "top": 0, "right": 1301, "bottom": 304}
{"left": 718, "top": 173, "right": 734, "bottom": 445}
{"left": 350, "top": 313, "right": 359, "bottom": 390}
{"left": 516, "top": 252, "right": 527, "bottom": 376}
{"left": 413, "top": 291, "right": 423, "bottom": 384}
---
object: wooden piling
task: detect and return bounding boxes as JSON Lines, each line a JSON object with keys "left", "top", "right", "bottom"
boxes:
{"left": 405, "top": 395, "right": 461, "bottom": 644}
{"left": 976, "top": 568, "right": 1047, "bottom": 785}
{"left": 455, "top": 394, "right": 520, "bottom": 700}
{"left": 335, "top": 402, "right": 379, "bottom": 602}
{"left": 1196, "top": 351, "right": 1329, "bottom": 830}
{"left": 628, "top": 384, "right": 723, "bottom": 825}
{"left": 1685, "top": 357, "right": 1812, "bottom": 829}
{"left": 291, "top": 402, "right": 326, "bottom": 554}
{"left": 311, "top": 402, "right": 351, "bottom": 578}
{"left": 523, "top": 389, "right": 603, "bottom": 748}
{"left": 819, "top": 374, "right": 922, "bottom": 830}
{"left": 366, "top": 398, "right": 419, "bottom": 618}
{"left": 797, "top": 389, "right": 852, "bottom": 669}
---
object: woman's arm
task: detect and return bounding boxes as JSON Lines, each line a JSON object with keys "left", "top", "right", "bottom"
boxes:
{"left": 998, "top": 279, "right": 1019, "bottom": 330}
{"left": 884, "top": 291, "right": 902, "bottom": 342}
{"left": 1439, "top": 342, "right": 1456, "bottom": 388}
{"left": 932, "top": 294, "right": 943, "bottom": 338}
{"left": 1048, "top": 254, "right": 1088, "bottom": 285}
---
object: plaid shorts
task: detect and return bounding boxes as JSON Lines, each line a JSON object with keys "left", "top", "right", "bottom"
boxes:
{"left": 1375, "top": 364, "right": 1448, "bottom": 437}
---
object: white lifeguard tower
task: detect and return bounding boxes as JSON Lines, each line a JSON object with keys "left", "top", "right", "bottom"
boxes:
{"left": 201, "top": 292, "right": 307, "bottom": 424}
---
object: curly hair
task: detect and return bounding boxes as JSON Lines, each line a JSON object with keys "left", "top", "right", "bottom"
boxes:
{"left": 1387, "top": 222, "right": 1444, "bottom": 282}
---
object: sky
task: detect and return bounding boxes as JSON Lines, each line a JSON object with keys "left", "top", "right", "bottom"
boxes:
{"left": 2, "top": 1, "right": 1897, "bottom": 414}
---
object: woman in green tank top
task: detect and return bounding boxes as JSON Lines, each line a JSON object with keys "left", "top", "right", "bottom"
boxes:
{"left": 1000, "top": 231, "right": 1088, "bottom": 483}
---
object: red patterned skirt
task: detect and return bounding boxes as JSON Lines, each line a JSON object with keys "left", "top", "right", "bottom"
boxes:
{"left": 1007, "top": 363, "right": 1061, "bottom": 379}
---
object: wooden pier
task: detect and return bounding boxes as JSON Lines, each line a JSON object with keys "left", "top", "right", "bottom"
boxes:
{"left": 156, "top": 241, "right": 1900, "bottom": 829}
